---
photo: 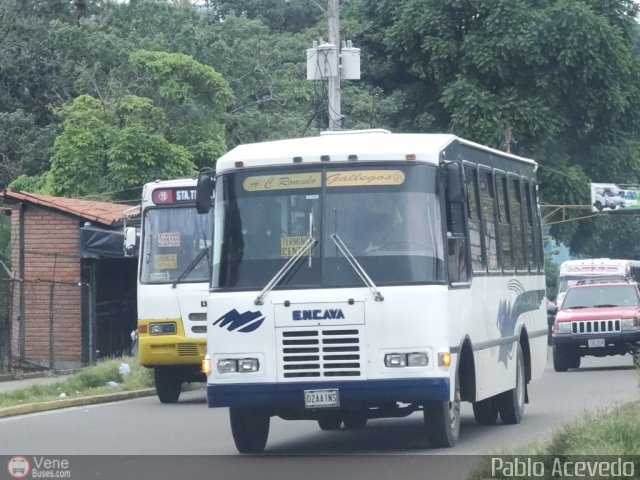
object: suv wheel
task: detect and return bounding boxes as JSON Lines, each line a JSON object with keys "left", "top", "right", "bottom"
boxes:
{"left": 553, "top": 346, "right": 570, "bottom": 372}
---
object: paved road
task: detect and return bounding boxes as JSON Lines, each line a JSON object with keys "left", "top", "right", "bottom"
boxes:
{"left": 0, "top": 351, "right": 637, "bottom": 479}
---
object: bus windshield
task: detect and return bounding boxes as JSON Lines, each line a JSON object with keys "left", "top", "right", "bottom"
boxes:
{"left": 140, "top": 206, "right": 213, "bottom": 284}
{"left": 213, "top": 164, "right": 445, "bottom": 290}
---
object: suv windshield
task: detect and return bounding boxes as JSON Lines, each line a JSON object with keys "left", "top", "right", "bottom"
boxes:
{"left": 212, "top": 164, "right": 445, "bottom": 290}
{"left": 562, "top": 284, "right": 640, "bottom": 309}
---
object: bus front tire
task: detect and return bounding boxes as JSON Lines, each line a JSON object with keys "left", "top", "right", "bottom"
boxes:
{"left": 343, "top": 411, "right": 368, "bottom": 430}
{"left": 154, "top": 367, "right": 183, "bottom": 403}
{"left": 472, "top": 396, "right": 499, "bottom": 425}
{"left": 423, "top": 373, "right": 460, "bottom": 448}
{"left": 230, "top": 407, "right": 270, "bottom": 454}
{"left": 317, "top": 412, "right": 342, "bottom": 430}
{"left": 497, "top": 344, "right": 525, "bottom": 425}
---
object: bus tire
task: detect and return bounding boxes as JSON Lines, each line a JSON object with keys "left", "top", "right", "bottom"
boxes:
{"left": 230, "top": 407, "right": 270, "bottom": 454}
{"left": 498, "top": 344, "right": 525, "bottom": 425}
{"left": 343, "top": 411, "right": 368, "bottom": 430}
{"left": 423, "top": 372, "right": 460, "bottom": 448}
{"left": 317, "top": 412, "right": 342, "bottom": 430}
{"left": 154, "top": 367, "right": 183, "bottom": 403}
{"left": 552, "top": 346, "right": 570, "bottom": 372}
{"left": 472, "top": 396, "right": 499, "bottom": 425}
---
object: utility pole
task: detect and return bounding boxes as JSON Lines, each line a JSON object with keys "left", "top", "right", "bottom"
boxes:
{"left": 327, "top": 0, "right": 341, "bottom": 130}
{"left": 306, "top": 0, "right": 360, "bottom": 131}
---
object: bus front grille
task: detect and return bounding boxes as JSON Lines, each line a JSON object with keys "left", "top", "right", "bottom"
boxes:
{"left": 278, "top": 328, "right": 363, "bottom": 379}
{"left": 571, "top": 319, "right": 621, "bottom": 334}
{"left": 177, "top": 344, "right": 200, "bottom": 356}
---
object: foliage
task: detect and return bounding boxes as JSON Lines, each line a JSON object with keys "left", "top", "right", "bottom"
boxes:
{"left": 0, "top": 110, "right": 57, "bottom": 188}
{"left": 354, "top": 0, "right": 640, "bottom": 258}
{"left": 0, "top": 356, "right": 154, "bottom": 409}
{"left": 2, "top": 0, "right": 640, "bottom": 259}
{"left": 48, "top": 94, "right": 194, "bottom": 200}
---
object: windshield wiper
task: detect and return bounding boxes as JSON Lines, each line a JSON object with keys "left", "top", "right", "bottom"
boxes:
{"left": 254, "top": 237, "right": 317, "bottom": 305}
{"left": 172, "top": 247, "right": 209, "bottom": 288}
{"left": 330, "top": 233, "right": 384, "bottom": 302}
{"left": 593, "top": 304, "right": 619, "bottom": 308}
{"left": 566, "top": 305, "right": 588, "bottom": 309}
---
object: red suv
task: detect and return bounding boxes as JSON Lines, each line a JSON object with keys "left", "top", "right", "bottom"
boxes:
{"left": 551, "top": 279, "right": 640, "bottom": 371}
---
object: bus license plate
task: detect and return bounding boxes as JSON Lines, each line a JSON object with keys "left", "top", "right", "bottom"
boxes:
{"left": 304, "top": 389, "right": 339, "bottom": 408}
{"left": 588, "top": 338, "right": 605, "bottom": 348}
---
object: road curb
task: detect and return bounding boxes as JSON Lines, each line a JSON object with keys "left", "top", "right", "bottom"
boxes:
{"left": 0, "top": 388, "right": 157, "bottom": 418}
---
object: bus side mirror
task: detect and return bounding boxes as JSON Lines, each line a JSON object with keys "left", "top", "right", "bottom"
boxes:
{"left": 444, "top": 161, "right": 466, "bottom": 204}
{"left": 124, "top": 227, "right": 138, "bottom": 257}
{"left": 196, "top": 169, "right": 215, "bottom": 214}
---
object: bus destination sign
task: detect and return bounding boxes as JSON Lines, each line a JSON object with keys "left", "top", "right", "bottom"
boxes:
{"left": 152, "top": 187, "right": 197, "bottom": 205}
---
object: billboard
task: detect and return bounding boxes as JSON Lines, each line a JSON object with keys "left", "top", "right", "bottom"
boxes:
{"left": 590, "top": 183, "right": 640, "bottom": 212}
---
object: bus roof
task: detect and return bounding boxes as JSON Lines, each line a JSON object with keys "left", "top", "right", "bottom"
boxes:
{"left": 214, "top": 130, "right": 537, "bottom": 173}
{"left": 559, "top": 258, "right": 640, "bottom": 275}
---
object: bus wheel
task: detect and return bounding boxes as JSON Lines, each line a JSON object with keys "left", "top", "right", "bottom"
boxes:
{"left": 552, "top": 346, "right": 570, "bottom": 372}
{"left": 230, "top": 407, "right": 270, "bottom": 453}
{"left": 423, "top": 373, "right": 460, "bottom": 448}
{"left": 317, "top": 412, "right": 342, "bottom": 430}
{"left": 343, "top": 411, "right": 368, "bottom": 430}
{"left": 498, "top": 344, "right": 525, "bottom": 425}
{"left": 154, "top": 367, "right": 183, "bottom": 403}
{"left": 472, "top": 396, "right": 499, "bottom": 425}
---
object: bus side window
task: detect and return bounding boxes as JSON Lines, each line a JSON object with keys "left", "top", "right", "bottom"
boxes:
{"left": 508, "top": 177, "right": 527, "bottom": 272}
{"left": 445, "top": 163, "right": 470, "bottom": 284}
{"left": 495, "top": 173, "right": 513, "bottom": 271}
{"left": 523, "top": 181, "right": 536, "bottom": 271}
{"left": 464, "top": 165, "right": 485, "bottom": 273}
{"left": 479, "top": 169, "right": 499, "bottom": 272}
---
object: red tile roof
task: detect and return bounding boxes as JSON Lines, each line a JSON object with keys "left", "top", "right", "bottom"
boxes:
{"left": 1, "top": 190, "right": 138, "bottom": 226}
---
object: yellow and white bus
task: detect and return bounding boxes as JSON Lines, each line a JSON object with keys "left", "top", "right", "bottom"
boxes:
{"left": 198, "top": 130, "right": 547, "bottom": 451}
{"left": 134, "top": 178, "right": 213, "bottom": 403}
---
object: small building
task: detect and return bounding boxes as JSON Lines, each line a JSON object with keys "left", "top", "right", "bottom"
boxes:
{"left": 0, "top": 190, "right": 139, "bottom": 370}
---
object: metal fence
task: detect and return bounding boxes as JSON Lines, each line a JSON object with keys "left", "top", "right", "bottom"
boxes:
{"left": 0, "top": 277, "right": 136, "bottom": 371}
{"left": 0, "top": 277, "right": 13, "bottom": 372}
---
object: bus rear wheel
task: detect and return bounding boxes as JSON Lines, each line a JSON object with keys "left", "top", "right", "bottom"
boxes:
{"left": 472, "top": 396, "right": 499, "bottom": 425}
{"left": 154, "top": 367, "right": 183, "bottom": 403}
{"left": 498, "top": 344, "right": 525, "bottom": 425}
{"left": 230, "top": 407, "right": 270, "bottom": 454}
{"left": 423, "top": 373, "right": 460, "bottom": 448}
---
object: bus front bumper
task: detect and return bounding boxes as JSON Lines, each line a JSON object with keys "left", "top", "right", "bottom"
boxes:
{"left": 207, "top": 378, "right": 450, "bottom": 409}
{"left": 138, "top": 336, "right": 206, "bottom": 367}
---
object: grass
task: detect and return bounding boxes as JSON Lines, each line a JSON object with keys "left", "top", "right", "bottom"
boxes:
{"left": 0, "top": 356, "right": 154, "bottom": 409}
{"left": 470, "top": 400, "right": 640, "bottom": 479}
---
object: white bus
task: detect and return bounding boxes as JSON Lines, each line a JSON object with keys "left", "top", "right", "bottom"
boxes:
{"left": 198, "top": 130, "right": 548, "bottom": 452}
{"left": 556, "top": 258, "right": 640, "bottom": 307}
{"left": 133, "top": 178, "right": 213, "bottom": 403}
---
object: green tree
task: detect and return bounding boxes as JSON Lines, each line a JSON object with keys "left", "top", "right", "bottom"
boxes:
{"left": 45, "top": 94, "right": 194, "bottom": 200}
{"left": 355, "top": 0, "right": 640, "bottom": 258}
{"left": 129, "top": 50, "right": 233, "bottom": 168}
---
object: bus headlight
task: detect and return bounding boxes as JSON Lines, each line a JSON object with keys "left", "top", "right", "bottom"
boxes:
{"left": 238, "top": 358, "right": 259, "bottom": 372}
{"left": 217, "top": 358, "right": 260, "bottom": 373}
{"left": 407, "top": 352, "right": 429, "bottom": 367}
{"left": 149, "top": 322, "right": 176, "bottom": 335}
{"left": 384, "top": 354, "right": 407, "bottom": 368}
